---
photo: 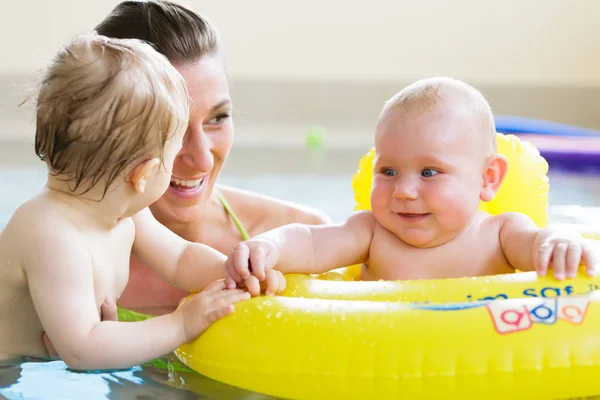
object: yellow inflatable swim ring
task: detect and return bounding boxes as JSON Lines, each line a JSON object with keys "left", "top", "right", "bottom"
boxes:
{"left": 175, "top": 134, "right": 600, "bottom": 399}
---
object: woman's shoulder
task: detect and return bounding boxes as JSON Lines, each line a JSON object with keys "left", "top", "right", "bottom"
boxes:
{"left": 216, "top": 185, "right": 332, "bottom": 230}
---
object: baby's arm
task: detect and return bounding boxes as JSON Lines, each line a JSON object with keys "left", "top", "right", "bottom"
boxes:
{"left": 131, "top": 208, "right": 227, "bottom": 292}
{"left": 24, "top": 224, "right": 247, "bottom": 370}
{"left": 226, "top": 211, "right": 375, "bottom": 292}
{"left": 499, "top": 212, "right": 597, "bottom": 279}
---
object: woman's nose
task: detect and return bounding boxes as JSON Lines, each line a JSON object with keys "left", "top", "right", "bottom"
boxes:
{"left": 178, "top": 126, "right": 214, "bottom": 172}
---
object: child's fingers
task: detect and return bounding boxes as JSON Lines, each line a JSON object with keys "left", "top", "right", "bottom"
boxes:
{"left": 265, "top": 244, "right": 280, "bottom": 271}
{"left": 204, "top": 279, "right": 228, "bottom": 293}
{"left": 582, "top": 242, "right": 599, "bottom": 276}
{"left": 551, "top": 242, "right": 568, "bottom": 280}
{"left": 244, "top": 275, "right": 261, "bottom": 297}
{"left": 100, "top": 297, "right": 119, "bottom": 322}
{"left": 278, "top": 271, "right": 287, "bottom": 294}
{"left": 204, "top": 290, "right": 250, "bottom": 325}
{"left": 264, "top": 269, "right": 280, "bottom": 296}
{"left": 212, "top": 289, "right": 251, "bottom": 307}
{"left": 249, "top": 245, "right": 266, "bottom": 281}
{"left": 535, "top": 242, "right": 553, "bottom": 276}
{"left": 211, "top": 288, "right": 247, "bottom": 300}
{"left": 224, "top": 276, "right": 237, "bottom": 290}
{"left": 42, "top": 332, "right": 59, "bottom": 359}
{"left": 205, "top": 304, "right": 235, "bottom": 327}
{"left": 233, "top": 244, "right": 251, "bottom": 280}
{"left": 565, "top": 243, "right": 582, "bottom": 278}
{"left": 225, "top": 258, "right": 243, "bottom": 285}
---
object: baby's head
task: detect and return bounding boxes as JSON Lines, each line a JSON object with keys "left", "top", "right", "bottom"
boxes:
{"left": 371, "top": 77, "right": 507, "bottom": 248}
{"left": 34, "top": 33, "right": 189, "bottom": 206}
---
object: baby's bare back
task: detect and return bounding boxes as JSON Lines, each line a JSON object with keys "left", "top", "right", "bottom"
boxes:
{"left": 0, "top": 193, "right": 133, "bottom": 360}
{"left": 364, "top": 213, "right": 515, "bottom": 281}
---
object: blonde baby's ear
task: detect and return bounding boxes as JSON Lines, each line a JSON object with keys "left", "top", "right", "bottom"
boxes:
{"left": 128, "top": 158, "right": 161, "bottom": 194}
{"left": 480, "top": 154, "right": 508, "bottom": 202}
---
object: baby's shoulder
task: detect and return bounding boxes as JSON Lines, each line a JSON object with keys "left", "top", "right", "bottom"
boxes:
{"left": 484, "top": 211, "right": 535, "bottom": 228}
{"left": 348, "top": 210, "right": 376, "bottom": 224}
{"left": 478, "top": 210, "right": 523, "bottom": 227}
{"left": 3, "top": 196, "right": 80, "bottom": 248}
{"left": 477, "top": 211, "right": 538, "bottom": 243}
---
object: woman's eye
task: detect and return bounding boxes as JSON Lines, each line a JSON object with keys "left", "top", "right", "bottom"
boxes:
{"left": 206, "top": 113, "right": 231, "bottom": 125}
{"left": 382, "top": 168, "right": 397, "bottom": 177}
{"left": 421, "top": 169, "right": 439, "bottom": 178}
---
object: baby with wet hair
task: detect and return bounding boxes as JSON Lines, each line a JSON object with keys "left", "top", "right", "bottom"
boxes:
{"left": 0, "top": 33, "right": 277, "bottom": 369}
{"left": 223, "top": 77, "right": 598, "bottom": 294}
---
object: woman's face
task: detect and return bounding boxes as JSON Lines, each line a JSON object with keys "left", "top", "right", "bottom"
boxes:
{"left": 150, "top": 54, "right": 233, "bottom": 225}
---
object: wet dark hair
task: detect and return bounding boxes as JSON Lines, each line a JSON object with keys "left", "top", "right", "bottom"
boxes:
{"left": 95, "top": 0, "right": 220, "bottom": 65}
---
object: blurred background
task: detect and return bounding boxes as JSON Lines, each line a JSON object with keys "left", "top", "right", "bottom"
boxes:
{"left": 1, "top": 0, "right": 600, "bottom": 224}
{"left": 1, "top": 2, "right": 600, "bottom": 398}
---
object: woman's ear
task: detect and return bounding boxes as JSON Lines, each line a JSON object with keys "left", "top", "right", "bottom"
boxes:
{"left": 480, "top": 154, "right": 508, "bottom": 202}
{"left": 128, "top": 158, "right": 161, "bottom": 194}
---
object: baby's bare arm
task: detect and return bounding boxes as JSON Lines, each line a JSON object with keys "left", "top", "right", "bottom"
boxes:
{"left": 499, "top": 212, "right": 597, "bottom": 278}
{"left": 307, "top": 211, "right": 375, "bottom": 273}
{"left": 498, "top": 212, "right": 540, "bottom": 272}
{"left": 131, "top": 208, "right": 226, "bottom": 292}
{"left": 24, "top": 224, "right": 187, "bottom": 370}
{"left": 257, "top": 210, "right": 374, "bottom": 275}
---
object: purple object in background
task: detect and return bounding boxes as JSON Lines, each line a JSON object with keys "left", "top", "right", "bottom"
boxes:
{"left": 494, "top": 116, "right": 600, "bottom": 173}
{"left": 495, "top": 115, "right": 600, "bottom": 138}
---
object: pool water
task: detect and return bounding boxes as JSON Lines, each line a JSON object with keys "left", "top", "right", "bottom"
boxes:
{"left": 0, "top": 355, "right": 274, "bottom": 399}
{"left": 1, "top": 147, "right": 600, "bottom": 399}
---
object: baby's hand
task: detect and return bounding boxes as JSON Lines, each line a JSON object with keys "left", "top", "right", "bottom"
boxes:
{"left": 177, "top": 279, "right": 250, "bottom": 343}
{"left": 224, "top": 239, "right": 286, "bottom": 297}
{"left": 535, "top": 233, "right": 598, "bottom": 280}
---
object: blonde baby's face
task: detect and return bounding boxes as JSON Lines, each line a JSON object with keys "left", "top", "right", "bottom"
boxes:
{"left": 371, "top": 105, "right": 489, "bottom": 248}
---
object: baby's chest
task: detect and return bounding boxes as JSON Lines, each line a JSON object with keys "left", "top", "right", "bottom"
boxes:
{"left": 88, "top": 224, "right": 134, "bottom": 303}
{"left": 368, "top": 231, "right": 507, "bottom": 280}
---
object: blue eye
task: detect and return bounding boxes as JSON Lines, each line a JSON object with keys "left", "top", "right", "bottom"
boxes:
{"left": 382, "top": 168, "right": 397, "bottom": 177}
{"left": 421, "top": 169, "right": 438, "bottom": 178}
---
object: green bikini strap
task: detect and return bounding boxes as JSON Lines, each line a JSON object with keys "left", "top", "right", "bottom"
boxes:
{"left": 214, "top": 188, "right": 251, "bottom": 241}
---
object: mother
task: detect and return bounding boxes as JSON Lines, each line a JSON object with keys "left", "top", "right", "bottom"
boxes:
{"left": 94, "top": 0, "right": 329, "bottom": 318}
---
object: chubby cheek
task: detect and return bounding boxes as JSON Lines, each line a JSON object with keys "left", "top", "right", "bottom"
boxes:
{"left": 370, "top": 180, "right": 393, "bottom": 218}
{"left": 425, "top": 181, "right": 479, "bottom": 227}
{"left": 370, "top": 180, "right": 388, "bottom": 205}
